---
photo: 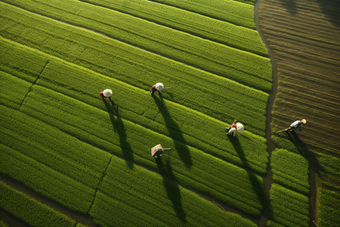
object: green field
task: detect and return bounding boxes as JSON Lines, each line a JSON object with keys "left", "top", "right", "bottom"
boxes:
{"left": 0, "top": 0, "right": 319, "bottom": 226}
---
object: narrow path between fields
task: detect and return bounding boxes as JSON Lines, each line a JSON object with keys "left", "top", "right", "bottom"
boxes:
{"left": 254, "top": 0, "right": 278, "bottom": 226}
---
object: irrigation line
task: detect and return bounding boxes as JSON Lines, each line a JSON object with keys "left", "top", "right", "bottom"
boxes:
{"left": 19, "top": 60, "right": 49, "bottom": 110}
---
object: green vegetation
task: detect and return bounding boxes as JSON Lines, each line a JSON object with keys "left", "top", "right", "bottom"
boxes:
{"left": 0, "top": 1, "right": 272, "bottom": 92}
{"left": 0, "top": 0, "right": 273, "bottom": 225}
{"left": 0, "top": 38, "right": 268, "bottom": 217}
{"left": 0, "top": 181, "right": 76, "bottom": 227}
{"left": 0, "top": 105, "right": 112, "bottom": 213}
{"left": 90, "top": 157, "right": 257, "bottom": 227}
{"left": 268, "top": 184, "right": 309, "bottom": 227}
{"left": 317, "top": 188, "right": 340, "bottom": 227}
{"left": 271, "top": 148, "right": 309, "bottom": 194}
{"left": 0, "top": 71, "right": 32, "bottom": 109}
{"left": 77, "top": 0, "right": 267, "bottom": 55}
{"left": 146, "top": 0, "right": 256, "bottom": 28}
{"left": 0, "top": 221, "right": 9, "bottom": 227}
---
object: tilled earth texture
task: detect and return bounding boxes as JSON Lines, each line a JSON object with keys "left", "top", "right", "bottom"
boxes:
{"left": 259, "top": 0, "right": 340, "bottom": 226}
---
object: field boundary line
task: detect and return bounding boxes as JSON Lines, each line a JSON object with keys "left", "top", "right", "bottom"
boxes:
{"left": 87, "top": 155, "right": 113, "bottom": 214}
{"left": 3, "top": 1, "right": 271, "bottom": 93}
{"left": 19, "top": 60, "right": 49, "bottom": 110}
{"left": 255, "top": 0, "right": 278, "bottom": 226}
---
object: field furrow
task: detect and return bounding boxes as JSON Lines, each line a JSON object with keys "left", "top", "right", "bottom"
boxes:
{"left": 16, "top": 0, "right": 267, "bottom": 56}
{"left": 0, "top": 1, "right": 272, "bottom": 92}
{"left": 89, "top": 158, "right": 257, "bottom": 227}
{"left": 18, "top": 85, "right": 266, "bottom": 216}
{"left": 146, "top": 0, "right": 256, "bottom": 29}
{"left": 0, "top": 181, "right": 76, "bottom": 227}
{"left": 267, "top": 184, "right": 309, "bottom": 227}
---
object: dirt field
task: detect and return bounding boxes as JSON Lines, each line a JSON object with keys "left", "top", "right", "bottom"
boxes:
{"left": 259, "top": 0, "right": 340, "bottom": 226}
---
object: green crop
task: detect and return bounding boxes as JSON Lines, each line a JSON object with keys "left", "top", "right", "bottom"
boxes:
{"left": 0, "top": 181, "right": 76, "bottom": 227}
{"left": 77, "top": 0, "right": 267, "bottom": 56}
{"left": 268, "top": 184, "right": 309, "bottom": 227}
{"left": 145, "top": 0, "right": 256, "bottom": 29}
{"left": 317, "top": 187, "right": 340, "bottom": 227}
{"left": 90, "top": 156, "right": 257, "bottom": 227}
{"left": 20, "top": 86, "right": 265, "bottom": 216}
{"left": 0, "top": 71, "right": 32, "bottom": 109}
{"left": 271, "top": 148, "right": 309, "bottom": 194}
{"left": 0, "top": 1, "right": 272, "bottom": 92}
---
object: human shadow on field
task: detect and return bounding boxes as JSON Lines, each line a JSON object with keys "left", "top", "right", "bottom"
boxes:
{"left": 152, "top": 95, "right": 192, "bottom": 168}
{"left": 156, "top": 156, "right": 186, "bottom": 222}
{"left": 278, "top": 0, "right": 297, "bottom": 15}
{"left": 229, "top": 136, "right": 266, "bottom": 209}
{"left": 316, "top": 0, "right": 340, "bottom": 28}
{"left": 105, "top": 102, "right": 134, "bottom": 169}
{"left": 285, "top": 131, "right": 323, "bottom": 177}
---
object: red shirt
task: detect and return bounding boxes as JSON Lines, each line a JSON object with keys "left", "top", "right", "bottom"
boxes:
{"left": 100, "top": 92, "right": 106, "bottom": 99}
{"left": 152, "top": 85, "right": 158, "bottom": 92}
{"left": 231, "top": 123, "right": 237, "bottom": 129}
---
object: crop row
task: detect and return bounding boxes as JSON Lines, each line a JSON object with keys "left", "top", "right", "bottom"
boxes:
{"left": 0, "top": 34, "right": 268, "bottom": 138}
{"left": 317, "top": 187, "right": 340, "bottom": 227}
{"left": 0, "top": 1, "right": 272, "bottom": 92}
{"left": 20, "top": 85, "right": 265, "bottom": 216}
{"left": 0, "top": 105, "right": 110, "bottom": 213}
{"left": 145, "top": 0, "right": 256, "bottom": 29}
{"left": 0, "top": 36, "right": 269, "bottom": 168}
{"left": 270, "top": 148, "right": 309, "bottom": 194}
{"left": 0, "top": 71, "right": 32, "bottom": 109}
{"left": 65, "top": 0, "right": 267, "bottom": 56}
{"left": 90, "top": 157, "right": 257, "bottom": 227}
{"left": 268, "top": 184, "right": 309, "bottom": 227}
{"left": 0, "top": 104, "right": 258, "bottom": 224}
{"left": 0, "top": 181, "right": 76, "bottom": 227}
{"left": 0, "top": 36, "right": 48, "bottom": 83}
{"left": 37, "top": 57, "right": 268, "bottom": 173}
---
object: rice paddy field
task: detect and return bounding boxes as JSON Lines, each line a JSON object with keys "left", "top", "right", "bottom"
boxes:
{"left": 0, "top": 0, "right": 338, "bottom": 226}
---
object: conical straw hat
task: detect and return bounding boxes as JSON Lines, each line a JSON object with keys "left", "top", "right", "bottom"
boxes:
{"left": 302, "top": 119, "right": 306, "bottom": 124}
{"left": 103, "top": 89, "right": 112, "bottom": 97}
{"left": 236, "top": 122, "right": 244, "bottom": 133}
{"left": 155, "top": 83, "right": 164, "bottom": 91}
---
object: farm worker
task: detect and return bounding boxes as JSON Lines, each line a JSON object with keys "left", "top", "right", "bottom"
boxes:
{"left": 226, "top": 119, "right": 237, "bottom": 136}
{"left": 286, "top": 119, "right": 306, "bottom": 132}
{"left": 151, "top": 83, "right": 171, "bottom": 95}
{"left": 100, "top": 89, "right": 114, "bottom": 103}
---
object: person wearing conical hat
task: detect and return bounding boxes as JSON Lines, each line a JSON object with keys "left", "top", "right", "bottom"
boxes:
{"left": 151, "top": 83, "right": 164, "bottom": 95}
{"left": 286, "top": 119, "right": 306, "bottom": 132}
{"left": 100, "top": 89, "right": 114, "bottom": 103}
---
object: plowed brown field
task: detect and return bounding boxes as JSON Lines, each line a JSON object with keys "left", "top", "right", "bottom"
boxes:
{"left": 259, "top": 0, "right": 340, "bottom": 152}
{"left": 259, "top": 0, "right": 340, "bottom": 226}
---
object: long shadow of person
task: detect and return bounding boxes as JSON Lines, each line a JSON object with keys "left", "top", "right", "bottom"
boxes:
{"left": 105, "top": 102, "right": 134, "bottom": 169}
{"left": 156, "top": 156, "right": 186, "bottom": 222}
{"left": 285, "top": 131, "right": 323, "bottom": 176}
{"left": 152, "top": 95, "right": 192, "bottom": 168}
{"left": 229, "top": 136, "right": 266, "bottom": 210}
